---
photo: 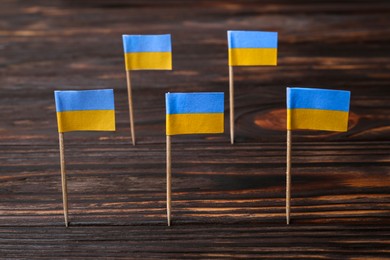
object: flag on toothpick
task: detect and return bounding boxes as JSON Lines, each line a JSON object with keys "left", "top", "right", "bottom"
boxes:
{"left": 54, "top": 89, "right": 115, "bottom": 227}
{"left": 165, "top": 92, "right": 224, "bottom": 226}
{"left": 122, "top": 34, "right": 172, "bottom": 70}
{"left": 227, "top": 30, "right": 278, "bottom": 144}
{"left": 166, "top": 92, "right": 224, "bottom": 135}
{"left": 55, "top": 89, "right": 116, "bottom": 132}
{"left": 228, "top": 30, "right": 278, "bottom": 66}
{"left": 287, "top": 87, "right": 351, "bottom": 132}
{"left": 285, "top": 87, "right": 350, "bottom": 225}
{"left": 122, "top": 34, "right": 172, "bottom": 145}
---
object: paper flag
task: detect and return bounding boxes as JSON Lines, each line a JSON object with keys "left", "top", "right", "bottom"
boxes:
{"left": 55, "top": 89, "right": 115, "bottom": 132}
{"left": 166, "top": 92, "right": 224, "bottom": 135}
{"left": 287, "top": 87, "right": 351, "bottom": 132}
{"left": 228, "top": 30, "right": 278, "bottom": 66}
{"left": 122, "top": 34, "right": 172, "bottom": 70}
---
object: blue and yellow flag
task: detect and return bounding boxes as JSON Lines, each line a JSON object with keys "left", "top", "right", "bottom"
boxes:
{"left": 55, "top": 89, "right": 115, "bottom": 133}
{"left": 228, "top": 30, "right": 278, "bottom": 66}
{"left": 287, "top": 87, "right": 350, "bottom": 132}
{"left": 122, "top": 34, "right": 172, "bottom": 70}
{"left": 166, "top": 93, "right": 224, "bottom": 135}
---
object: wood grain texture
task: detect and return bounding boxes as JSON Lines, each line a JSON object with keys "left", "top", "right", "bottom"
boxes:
{"left": 0, "top": 0, "right": 389, "bottom": 258}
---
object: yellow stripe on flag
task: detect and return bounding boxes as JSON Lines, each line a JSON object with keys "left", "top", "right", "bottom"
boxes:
{"left": 56, "top": 110, "right": 115, "bottom": 132}
{"left": 228, "top": 48, "right": 277, "bottom": 66}
{"left": 166, "top": 113, "right": 224, "bottom": 135}
{"left": 124, "top": 52, "right": 172, "bottom": 70}
{"left": 287, "top": 109, "right": 349, "bottom": 132}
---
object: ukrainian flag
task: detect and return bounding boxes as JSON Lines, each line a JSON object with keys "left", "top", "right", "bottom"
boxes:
{"left": 228, "top": 30, "right": 278, "bottom": 66}
{"left": 287, "top": 87, "right": 351, "bottom": 132}
{"left": 122, "top": 34, "right": 172, "bottom": 70}
{"left": 166, "top": 93, "right": 224, "bottom": 135}
{"left": 55, "top": 89, "right": 115, "bottom": 133}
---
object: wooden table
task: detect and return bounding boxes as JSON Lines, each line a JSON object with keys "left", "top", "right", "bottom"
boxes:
{"left": 1, "top": 0, "right": 389, "bottom": 258}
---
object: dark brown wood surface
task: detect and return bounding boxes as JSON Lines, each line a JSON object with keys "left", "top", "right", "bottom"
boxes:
{"left": 1, "top": 0, "right": 389, "bottom": 258}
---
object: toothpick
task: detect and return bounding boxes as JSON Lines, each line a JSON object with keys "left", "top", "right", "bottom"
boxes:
{"left": 166, "top": 135, "right": 172, "bottom": 226}
{"left": 126, "top": 70, "right": 136, "bottom": 145}
{"left": 59, "top": 132, "right": 69, "bottom": 227}
{"left": 229, "top": 66, "right": 234, "bottom": 144}
{"left": 286, "top": 130, "right": 292, "bottom": 224}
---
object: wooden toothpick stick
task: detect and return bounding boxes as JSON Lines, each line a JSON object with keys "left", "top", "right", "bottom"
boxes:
{"left": 229, "top": 66, "right": 234, "bottom": 144}
{"left": 59, "top": 132, "right": 69, "bottom": 227}
{"left": 126, "top": 70, "right": 136, "bottom": 145}
{"left": 286, "top": 130, "right": 292, "bottom": 225}
{"left": 166, "top": 135, "right": 172, "bottom": 226}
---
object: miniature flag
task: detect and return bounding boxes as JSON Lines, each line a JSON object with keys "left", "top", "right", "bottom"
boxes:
{"left": 122, "top": 34, "right": 172, "bottom": 70}
{"left": 55, "top": 89, "right": 115, "bottom": 132}
{"left": 166, "top": 92, "right": 224, "bottom": 135}
{"left": 228, "top": 30, "right": 278, "bottom": 66}
{"left": 287, "top": 87, "right": 351, "bottom": 132}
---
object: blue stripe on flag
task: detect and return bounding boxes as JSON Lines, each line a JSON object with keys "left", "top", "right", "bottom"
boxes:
{"left": 122, "top": 34, "right": 171, "bottom": 53}
{"left": 287, "top": 87, "right": 350, "bottom": 111}
{"left": 228, "top": 30, "right": 278, "bottom": 49}
{"left": 166, "top": 92, "right": 224, "bottom": 115}
{"left": 55, "top": 89, "right": 115, "bottom": 112}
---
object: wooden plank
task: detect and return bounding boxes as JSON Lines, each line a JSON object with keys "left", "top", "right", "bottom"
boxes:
{"left": 0, "top": 0, "right": 389, "bottom": 258}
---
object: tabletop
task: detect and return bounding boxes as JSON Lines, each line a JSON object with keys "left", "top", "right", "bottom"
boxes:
{"left": 1, "top": 0, "right": 389, "bottom": 259}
